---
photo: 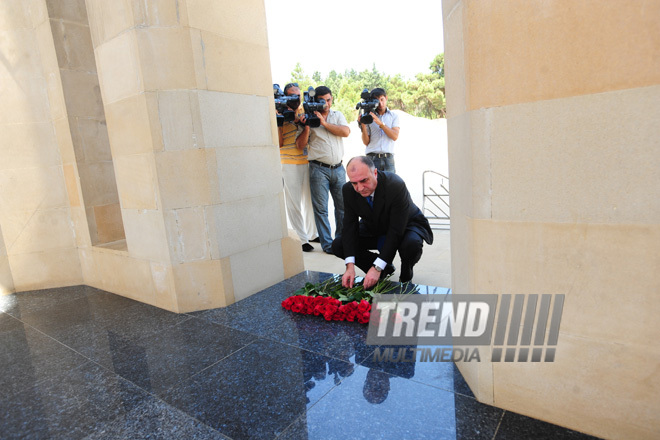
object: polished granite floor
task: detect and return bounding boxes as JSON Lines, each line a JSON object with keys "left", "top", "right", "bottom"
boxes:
{"left": 0, "top": 271, "right": 602, "bottom": 440}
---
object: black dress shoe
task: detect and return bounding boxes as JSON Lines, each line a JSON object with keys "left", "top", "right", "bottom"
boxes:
{"left": 302, "top": 243, "right": 314, "bottom": 252}
{"left": 310, "top": 237, "right": 321, "bottom": 243}
{"left": 323, "top": 249, "right": 333, "bottom": 255}
{"left": 399, "top": 265, "right": 413, "bottom": 283}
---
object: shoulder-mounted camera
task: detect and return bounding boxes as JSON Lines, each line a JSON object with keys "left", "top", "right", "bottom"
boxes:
{"left": 302, "top": 87, "right": 326, "bottom": 128}
{"left": 356, "top": 89, "right": 379, "bottom": 124}
{"left": 273, "top": 84, "right": 300, "bottom": 127}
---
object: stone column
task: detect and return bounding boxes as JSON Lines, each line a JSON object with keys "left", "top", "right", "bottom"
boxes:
{"left": 82, "top": 0, "right": 302, "bottom": 312}
{"left": 0, "top": 0, "right": 83, "bottom": 292}
{"left": 443, "top": 1, "right": 660, "bottom": 439}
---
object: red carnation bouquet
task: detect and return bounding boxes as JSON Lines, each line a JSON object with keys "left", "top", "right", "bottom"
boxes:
{"left": 281, "top": 276, "right": 397, "bottom": 324}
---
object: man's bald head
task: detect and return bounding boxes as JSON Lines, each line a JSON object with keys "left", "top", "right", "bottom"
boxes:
{"left": 346, "top": 156, "right": 378, "bottom": 198}
{"left": 346, "top": 156, "right": 376, "bottom": 173}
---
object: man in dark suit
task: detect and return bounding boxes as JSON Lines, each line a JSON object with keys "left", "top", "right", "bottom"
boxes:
{"left": 331, "top": 156, "right": 433, "bottom": 289}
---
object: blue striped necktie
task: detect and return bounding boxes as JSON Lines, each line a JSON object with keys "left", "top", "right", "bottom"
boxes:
{"left": 366, "top": 195, "right": 374, "bottom": 208}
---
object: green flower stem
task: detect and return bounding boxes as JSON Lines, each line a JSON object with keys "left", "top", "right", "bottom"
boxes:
{"left": 291, "top": 275, "right": 418, "bottom": 304}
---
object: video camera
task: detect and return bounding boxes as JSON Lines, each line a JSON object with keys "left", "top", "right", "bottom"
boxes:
{"left": 302, "top": 87, "right": 326, "bottom": 128}
{"left": 355, "top": 89, "right": 379, "bottom": 124}
{"left": 273, "top": 84, "right": 300, "bottom": 127}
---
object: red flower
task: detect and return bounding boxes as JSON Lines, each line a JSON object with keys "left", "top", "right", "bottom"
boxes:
{"left": 357, "top": 311, "right": 371, "bottom": 324}
{"left": 323, "top": 302, "right": 339, "bottom": 320}
{"left": 282, "top": 292, "right": 372, "bottom": 324}
{"left": 312, "top": 297, "right": 325, "bottom": 316}
{"left": 302, "top": 296, "right": 314, "bottom": 314}
{"left": 282, "top": 297, "right": 294, "bottom": 309}
{"left": 338, "top": 303, "right": 357, "bottom": 322}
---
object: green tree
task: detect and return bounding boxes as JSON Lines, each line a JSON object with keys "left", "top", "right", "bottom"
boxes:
{"left": 359, "top": 64, "right": 386, "bottom": 90}
{"left": 324, "top": 70, "right": 343, "bottom": 98}
{"left": 384, "top": 74, "right": 410, "bottom": 113}
{"left": 430, "top": 53, "right": 445, "bottom": 78}
{"left": 403, "top": 52, "right": 446, "bottom": 118}
{"left": 289, "top": 62, "right": 308, "bottom": 84}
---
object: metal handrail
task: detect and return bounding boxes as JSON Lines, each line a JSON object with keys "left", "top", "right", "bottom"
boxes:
{"left": 422, "top": 170, "right": 450, "bottom": 230}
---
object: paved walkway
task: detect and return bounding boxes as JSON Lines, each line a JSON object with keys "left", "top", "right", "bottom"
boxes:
{"left": 302, "top": 229, "right": 452, "bottom": 289}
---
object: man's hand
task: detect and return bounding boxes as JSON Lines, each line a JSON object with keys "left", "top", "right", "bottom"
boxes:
{"left": 342, "top": 264, "right": 356, "bottom": 288}
{"left": 314, "top": 111, "right": 327, "bottom": 126}
{"left": 370, "top": 112, "right": 383, "bottom": 127}
{"left": 363, "top": 266, "right": 381, "bottom": 290}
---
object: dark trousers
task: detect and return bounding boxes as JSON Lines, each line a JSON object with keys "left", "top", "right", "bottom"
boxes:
{"left": 331, "top": 229, "right": 424, "bottom": 281}
{"left": 370, "top": 155, "right": 396, "bottom": 173}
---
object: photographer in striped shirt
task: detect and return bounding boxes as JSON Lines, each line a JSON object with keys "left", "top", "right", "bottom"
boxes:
{"left": 278, "top": 83, "right": 318, "bottom": 252}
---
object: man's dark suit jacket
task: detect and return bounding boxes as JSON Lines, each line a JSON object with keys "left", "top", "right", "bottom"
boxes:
{"left": 341, "top": 170, "right": 434, "bottom": 265}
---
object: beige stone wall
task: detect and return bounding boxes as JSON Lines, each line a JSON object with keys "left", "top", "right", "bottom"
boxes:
{"left": 0, "top": 0, "right": 84, "bottom": 292}
{"left": 0, "top": 0, "right": 304, "bottom": 311}
{"left": 48, "top": 0, "right": 125, "bottom": 246}
{"left": 465, "top": 0, "right": 660, "bottom": 110}
{"left": 444, "top": 1, "right": 660, "bottom": 439}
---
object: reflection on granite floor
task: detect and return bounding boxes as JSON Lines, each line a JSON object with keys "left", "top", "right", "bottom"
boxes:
{"left": 0, "top": 271, "right": 600, "bottom": 439}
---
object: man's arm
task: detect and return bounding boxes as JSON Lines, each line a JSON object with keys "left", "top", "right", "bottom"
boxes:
{"left": 381, "top": 124, "right": 400, "bottom": 141}
{"left": 370, "top": 112, "right": 400, "bottom": 141}
{"left": 296, "top": 125, "right": 310, "bottom": 149}
{"left": 316, "top": 111, "right": 350, "bottom": 137}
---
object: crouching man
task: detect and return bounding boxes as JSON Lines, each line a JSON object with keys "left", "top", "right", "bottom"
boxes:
{"left": 331, "top": 156, "right": 433, "bottom": 289}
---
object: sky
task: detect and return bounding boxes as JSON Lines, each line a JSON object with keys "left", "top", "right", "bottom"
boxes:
{"left": 264, "top": 0, "right": 445, "bottom": 84}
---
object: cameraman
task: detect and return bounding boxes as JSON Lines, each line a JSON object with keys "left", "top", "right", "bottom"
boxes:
{"left": 278, "top": 83, "right": 318, "bottom": 252}
{"left": 296, "top": 86, "right": 350, "bottom": 254}
{"left": 358, "top": 88, "right": 400, "bottom": 173}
